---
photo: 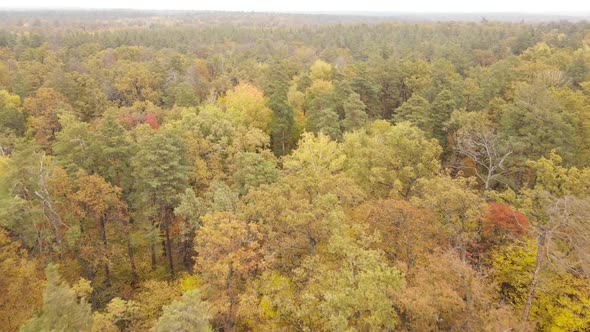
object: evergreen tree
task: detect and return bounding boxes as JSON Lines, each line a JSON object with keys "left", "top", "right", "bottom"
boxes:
{"left": 20, "top": 264, "right": 93, "bottom": 332}
{"left": 132, "top": 129, "right": 190, "bottom": 276}
{"left": 151, "top": 289, "right": 213, "bottom": 332}
{"left": 342, "top": 92, "right": 368, "bottom": 132}
{"left": 264, "top": 61, "right": 295, "bottom": 155}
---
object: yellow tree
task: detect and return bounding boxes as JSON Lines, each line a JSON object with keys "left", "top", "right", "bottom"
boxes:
{"left": 244, "top": 174, "right": 347, "bottom": 265}
{"left": 194, "top": 212, "right": 264, "bottom": 331}
{"left": 488, "top": 152, "right": 590, "bottom": 328}
{"left": 69, "top": 171, "right": 129, "bottom": 286}
{"left": 23, "top": 87, "right": 72, "bottom": 150}
{"left": 0, "top": 229, "right": 43, "bottom": 331}
{"left": 221, "top": 82, "right": 273, "bottom": 133}
{"left": 510, "top": 152, "right": 590, "bottom": 326}
{"left": 396, "top": 251, "right": 519, "bottom": 331}
{"left": 0, "top": 90, "right": 21, "bottom": 110}
{"left": 250, "top": 224, "right": 403, "bottom": 331}
{"left": 113, "top": 62, "right": 163, "bottom": 106}
{"left": 309, "top": 59, "right": 333, "bottom": 81}
{"left": 342, "top": 121, "right": 441, "bottom": 198}
{"left": 243, "top": 133, "right": 364, "bottom": 273}
{"left": 92, "top": 297, "right": 138, "bottom": 332}
{"left": 413, "top": 175, "right": 484, "bottom": 263}
{"left": 353, "top": 199, "right": 442, "bottom": 270}
{"left": 130, "top": 280, "right": 181, "bottom": 331}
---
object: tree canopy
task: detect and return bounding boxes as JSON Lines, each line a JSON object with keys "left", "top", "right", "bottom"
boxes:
{"left": 1, "top": 10, "right": 590, "bottom": 332}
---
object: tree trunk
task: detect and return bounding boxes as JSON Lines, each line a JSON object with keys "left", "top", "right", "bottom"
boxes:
{"left": 34, "top": 189, "right": 63, "bottom": 252}
{"left": 125, "top": 221, "right": 138, "bottom": 286}
{"left": 458, "top": 216, "right": 467, "bottom": 263}
{"left": 308, "top": 234, "right": 316, "bottom": 256}
{"left": 484, "top": 171, "right": 492, "bottom": 192}
{"left": 99, "top": 216, "right": 111, "bottom": 286}
{"left": 182, "top": 237, "right": 192, "bottom": 270}
{"left": 521, "top": 231, "right": 546, "bottom": 326}
{"left": 226, "top": 262, "right": 234, "bottom": 332}
{"left": 78, "top": 221, "right": 94, "bottom": 281}
{"left": 150, "top": 231, "right": 157, "bottom": 271}
{"left": 281, "top": 129, "right": 286, "bottom": 155}
{"left": 165, "top": 223, "right": 175, "bottom": 278}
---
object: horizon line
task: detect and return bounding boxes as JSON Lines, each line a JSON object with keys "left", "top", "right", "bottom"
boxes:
{"left": 0, "top": 8, "right": 589, "bottom": 16}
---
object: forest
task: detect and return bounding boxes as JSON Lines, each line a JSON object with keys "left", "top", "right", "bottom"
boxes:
{"left": 1, "top": 10, "right": 590, "bottom": 331}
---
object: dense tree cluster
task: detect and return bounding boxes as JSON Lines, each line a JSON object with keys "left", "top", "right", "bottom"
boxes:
{"left": 1, "top": 11, "right": 590, "bottom": 331}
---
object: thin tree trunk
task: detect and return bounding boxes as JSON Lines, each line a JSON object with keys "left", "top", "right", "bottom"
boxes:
{"left": 150, "top": 229, "right": 157, "bottom": 271}
{"left": 281, "top": 129, "right": 286, "bottom": 155}
{"left": 165, "top": 223, "right": 175, "bottom": 278}
{"left": 182, "top": 237, "right": 192, "bottom": 270}
{"left": 34, "top": 156, "right": 64, "bottom": 253}
{"left": 34, "top": 190, "right": 63, "bottom": 252}
{"left": 308, "top": 235, "right": 316, "bottom": 256}
{"left": 125, "top": 222, "right": 138, "bottom": 286}
{"left": 458, "top": 216, "right": 466, "bottom": 263}
{"left": 521, "top": 231, "right": 546, "bottom": 326}
{"left": 99, "top": 216, "right": 111, "bottom": 286}
{"left": 226, "top": 262, "right": 234, "bottom": 332}
{"left": 78, "top": 221, "right": 93, "bottom": 281}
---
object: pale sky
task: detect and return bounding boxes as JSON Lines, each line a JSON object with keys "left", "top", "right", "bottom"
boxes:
{"left": 1, "top": 0, "right": 589, "bottom": 14}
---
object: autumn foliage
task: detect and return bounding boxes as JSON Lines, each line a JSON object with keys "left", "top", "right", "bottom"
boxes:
{"left": 2, "top": 11, "right": 590, "bottom": 332}
{"left": 482, "top": 202, "right": 529, "bottom": 239}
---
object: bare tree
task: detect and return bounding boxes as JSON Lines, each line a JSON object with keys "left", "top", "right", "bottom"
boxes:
{"left": 521, "top": 194, "right": 590, "bottom": 326}
{"left": 455, "top": 127, "right": 512, "bottom": 191}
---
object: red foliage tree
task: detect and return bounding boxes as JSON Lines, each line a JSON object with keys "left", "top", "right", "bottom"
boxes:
{"left": 482, "top": 202, "right": 529, "bottom": 239}
{"left": 468, "top": 202, "right": 530, "bottom": 265}
{"left": 143, "top": 113, "right": 160, "bottom": 129}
